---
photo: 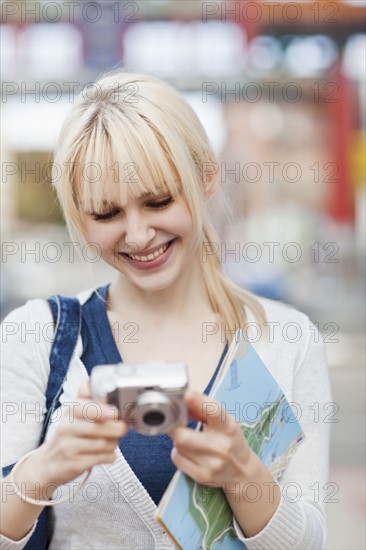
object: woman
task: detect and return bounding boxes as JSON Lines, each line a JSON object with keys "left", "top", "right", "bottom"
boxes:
{"left": 1, "top": 72, "right": 331, "bottom": 549}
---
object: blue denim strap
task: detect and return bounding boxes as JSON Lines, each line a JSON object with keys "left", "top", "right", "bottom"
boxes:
{"left": 39, "top": 295, "right": 81, "bottom": 445}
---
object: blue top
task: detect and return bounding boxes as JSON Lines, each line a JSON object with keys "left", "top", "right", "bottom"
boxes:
{"left": 81, "top": 285, "right": 228, "bottom": 505}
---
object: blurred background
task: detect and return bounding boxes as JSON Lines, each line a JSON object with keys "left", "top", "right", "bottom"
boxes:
{"left": 1, "top": 0, "right": 365, "bottom": 547}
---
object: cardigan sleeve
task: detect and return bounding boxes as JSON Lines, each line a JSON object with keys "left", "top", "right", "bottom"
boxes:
{"left": 0, "top": 300, "right": 53, "bottom": 548}
{"left": 1, "top": 300, "right": 52, "bottom": 469}
{"left": 233, "top": 321, "right": 332, "bottom": 549}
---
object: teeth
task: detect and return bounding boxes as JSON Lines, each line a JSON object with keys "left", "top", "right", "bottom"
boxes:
{"left": 129, "top": 242, "right": 169, "bottom": 262}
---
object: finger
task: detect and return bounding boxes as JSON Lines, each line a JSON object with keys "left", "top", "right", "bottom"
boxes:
{"left": 71, "top": 437, "right": 118, "bottom": 455}
{"left": 88, "top": 452, "right": 118, "bottom": 466}
{"left": 69, "top": 399, "right": 118, "bottom": 422}
{"left": 78, "top": 380, "right": 92, "bottom": 399}
{"left": 171, "top": 447, "right": 205, "bottom": 482}
{"left": 54, "top": 434, "right": 118, "bottom": 456}
{"left": 71, "top": 451, "right": 118, "bottom": 472}
{"left": 59, "top": 417, "right": 127, "bottom": 439}
{"left": 170, "top": 426, "right": 220, "bottom": 454}
{"left": 173, "top": 429, "right": 236, "bottom": 473}
{"left": 77, "top": 383, "right": 118, "bottom": 419}
{"left": 171, "top": 445, "right": 200, "bottom": 468}
{"left": 185, "top": 391, "right": 230, "bottom": 431}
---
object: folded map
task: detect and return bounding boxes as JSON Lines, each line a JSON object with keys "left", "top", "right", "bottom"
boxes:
{"left": 156, "top": 330, "right": 305, "bottom": 549}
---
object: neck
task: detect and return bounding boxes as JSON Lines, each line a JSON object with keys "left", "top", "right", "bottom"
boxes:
{"left": 108, "top": 260, "right": 214, "bottom": 326}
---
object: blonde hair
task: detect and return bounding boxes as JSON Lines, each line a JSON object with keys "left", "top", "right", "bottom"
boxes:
{"left": 53, "top": 71, "right": 265, "bottom": 338}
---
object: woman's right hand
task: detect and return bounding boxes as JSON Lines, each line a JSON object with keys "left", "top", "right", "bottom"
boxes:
{"left": 32, "top": 380, "right": 128, "bottom": 488}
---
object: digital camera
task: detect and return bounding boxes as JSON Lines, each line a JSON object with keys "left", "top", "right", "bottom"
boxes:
{"left": 90, "top": 361, "right": 188, "bottom": 435}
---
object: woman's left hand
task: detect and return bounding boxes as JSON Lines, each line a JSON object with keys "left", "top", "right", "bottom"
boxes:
{"left": 170, "top": 391, "right": 254, "bottom": 489}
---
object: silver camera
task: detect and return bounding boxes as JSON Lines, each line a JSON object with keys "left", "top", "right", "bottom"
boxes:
{"left": 90, "top": 361, "right": 188, "bottom": 435}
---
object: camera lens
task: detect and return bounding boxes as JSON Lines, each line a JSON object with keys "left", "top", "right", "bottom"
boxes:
{"left": 137, "top": 390, "right": 182, "bottom": 435}
{"left": 143, "top": 410, "right": 166, "bottom": 426}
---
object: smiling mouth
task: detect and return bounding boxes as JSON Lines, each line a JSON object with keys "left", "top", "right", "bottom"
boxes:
{"left": 122, "top": 240, "right": 175, "bottom": 262}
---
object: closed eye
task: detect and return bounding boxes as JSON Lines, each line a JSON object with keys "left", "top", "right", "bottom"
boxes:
{"left": 147, "top": 196, "right": 174, "bottom": 209}
{"left": 91, "top": 208, "right": 120, "bottom": 221}
{"left": 91, "top": 196, "right": 174, "bottom": 221}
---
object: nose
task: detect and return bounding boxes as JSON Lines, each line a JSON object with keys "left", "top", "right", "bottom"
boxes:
{"left": 123, "top": 211, "right": 156, "bottom": 254}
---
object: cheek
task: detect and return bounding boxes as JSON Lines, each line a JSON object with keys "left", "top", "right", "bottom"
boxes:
{"left": 168, "top": 206, "right": 194, "bottom": 237}
{"left": 83, "top": 221, "right": 120, "bottom": 255}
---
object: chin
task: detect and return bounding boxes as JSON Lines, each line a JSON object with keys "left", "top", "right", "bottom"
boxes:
{"left": 132, "top": 271, "right": 180, "bottom": 293}
{"left": 135, "top": 280, "right": 175, "bottom": 293}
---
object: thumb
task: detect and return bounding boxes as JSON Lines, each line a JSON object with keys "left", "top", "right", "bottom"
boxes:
{"left": 185, "top": 391, "right": 223, "bottom": 427}
{"left": 77, "top": 379, "right": 92, "bottom": 400}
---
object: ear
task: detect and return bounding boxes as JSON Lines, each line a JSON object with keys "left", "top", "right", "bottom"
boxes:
{"left": 202, "top": 160, "right": 219, "bottom": 198}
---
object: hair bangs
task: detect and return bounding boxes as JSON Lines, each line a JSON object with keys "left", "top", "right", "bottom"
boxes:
{"left": 74, "top": 108, "right": 181, "bottom": 214}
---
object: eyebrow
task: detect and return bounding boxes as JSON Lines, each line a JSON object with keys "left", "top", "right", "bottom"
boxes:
{"left": 140, "top": 186, "right": 169, "bottom": 198}
{"left": 139, "top": 191, "right": 159, "bottom": 198}
{"left": 101, "top": 189, "right": 166, "bottom": 206}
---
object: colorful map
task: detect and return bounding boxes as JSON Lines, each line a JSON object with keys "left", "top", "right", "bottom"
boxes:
{"left": 157, "top": 337, "right": 305, "bottom": 550}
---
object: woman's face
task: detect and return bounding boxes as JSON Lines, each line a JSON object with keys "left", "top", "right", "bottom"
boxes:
{"left": 82, "top": 187, "right": 198, "bottom": 292}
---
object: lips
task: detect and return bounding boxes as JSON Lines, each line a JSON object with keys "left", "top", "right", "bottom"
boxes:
{"left": 119, "top": 239, "right": 176, "bottom": 271}
{"left": 128, "top": 241, "right": 170, "bottom": 262}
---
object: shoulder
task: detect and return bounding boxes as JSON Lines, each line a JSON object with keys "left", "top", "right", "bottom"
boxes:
{"left": 1, "top": 287, "right": 96, "bottom": 323}
{"left": 251, "top": 295, "right": 317, "bottom": 350}
{"left": 1, "top": 285, "right": 99, "bottom": 354}
{"left": 245, "top": 295, "right": 316, "bottom": 351}
{"left": 1, "top": 286, "right": 100, "bottom": 361}
{"left": 245, "top": 296, "right": 326, "bottom": 391}
{"left": 255, "top": 295, "right": 312, "bottom": 328}
{"left": 2, "top": 298, "right": 53, "bottom": 338}
{"left": 1, "top": 299, "right": 55, "bottom": 385}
